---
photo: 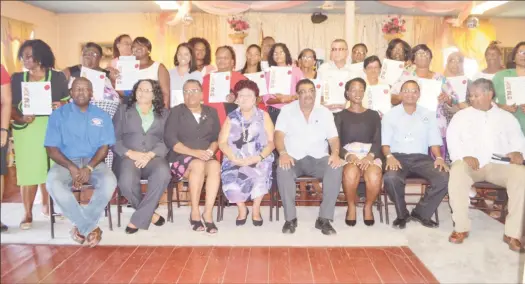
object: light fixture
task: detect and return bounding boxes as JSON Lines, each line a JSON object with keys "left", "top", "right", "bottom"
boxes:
{"left": 155, "top": 1, "right": 180, "bottom": 10}
{"left": 471, "top": 1, "right": 508, "bottom": 15}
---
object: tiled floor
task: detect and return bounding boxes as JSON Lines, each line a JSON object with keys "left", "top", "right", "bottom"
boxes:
{"left": 0, "top": 244, "right": 438, "bottom": 284}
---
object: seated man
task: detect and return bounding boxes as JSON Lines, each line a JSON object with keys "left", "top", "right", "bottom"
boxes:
{"left": 275, "top": 78, "right": 344, "bottom": 235}
{"left": 447, "top": 78, "right": 525, "bottom": 252}
{"left": 45, "top": 77, "right": 117, "bottom": 247}
{"left": 382, "top": 80, "right": 449, "bottom": 229}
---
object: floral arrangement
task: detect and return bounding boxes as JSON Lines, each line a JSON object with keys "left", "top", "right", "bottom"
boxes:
{"left": 227, "top": 15, "right": 250, "bottom": 33}
{"left": 382, "top": 15, "right": 406, "bottom": 35}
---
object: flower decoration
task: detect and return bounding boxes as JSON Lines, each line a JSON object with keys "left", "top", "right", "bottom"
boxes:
{"left": 227, "top": 15, "right": 250, "bottom": 33}
{"left": 382, "top": 15, "right": 406, "bottom": 35}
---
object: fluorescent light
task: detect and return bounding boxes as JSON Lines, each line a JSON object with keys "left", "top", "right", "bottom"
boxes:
{"left": 155, "top": 1, "right": 180, "bottom": 10}
{"left": 471, "top": 1, "right": 508, "bottom": 15}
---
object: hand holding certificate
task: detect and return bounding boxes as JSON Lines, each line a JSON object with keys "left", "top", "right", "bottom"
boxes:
{"left": 380, "top": 59, "right": 405, "bottom": 85}
{"left": 504, "top": 77, "right": 525, "bottom": 105}
{"left": 209, "top": 72, "right": 231, "bottom": 103}
{"left": 115, "top": 60, "right": 139, "bottom": 91}
{"left": 80, "top": 66, "right": 106, "bottom": 100}
{"left": 21, "top": 82, "right": 53, "bottom": 115}
{"left": 417, "top": 78, "right": 442, "bottom": 111}
{"left": 245, "top": 72, "right": 268, "bottom": 95}
{"left": 364, "top": 84, "right": 392, "bottom": 115}
{"left": 323, "top": 75, "right": 348, "bottom": 105}
{"left": 447, "top": 76, "right": 469, "bottom": 103}
{"left": 269, "top": 66, "right": 292, "bottom": 95}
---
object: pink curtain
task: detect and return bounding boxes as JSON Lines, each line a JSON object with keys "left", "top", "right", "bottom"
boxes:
{"left": 192, "top": 1, "right": 309, "bottom": 16}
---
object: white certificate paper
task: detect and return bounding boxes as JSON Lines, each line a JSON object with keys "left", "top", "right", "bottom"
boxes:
{"left": 268, "top": 66, "right": 292, "bottom": 95}
{"left": 322, "top": 75, "right": 347, "bottom": 105}
{"left": 115, "top": 60, "right": 140, "bottom": 91}
{"left": 21, "top": 82, "right": 52, "bottom": 115}
{"left": 447, "top": 76, "right": 469, "bottom": 103}
{"left": 417, "top": 78, "right": 442, "bottom": 111}
{"left": 504, "top": 77, "right": 525, "bottom": 105}
{"left": 310, "top": 78, "right": 324, "bottom": 106}
{"left": 209, "top": 72, "right": 231, "bottom": 103}
{"left": 380, "top": 59, "right": 405, "bottom": 86}
{"left": 118, "top": 56, "right": 136, "bottom": 61}
{"left": 260, "top": 61, "right": 270, "bottom": 72}
{"left": 245, "top": 72, "right": 268, "bottom": 95}
{"left": 170, "top": 90, "right": 184, "bottom": 107}
{"left": 349, "top": 62, "right": 365, "bottom": 79}
{"left": 364, "top": 84, "right": 392, "bottom": 115}
{"left": 80, "top": 66, "right": 106, "bottom": 100}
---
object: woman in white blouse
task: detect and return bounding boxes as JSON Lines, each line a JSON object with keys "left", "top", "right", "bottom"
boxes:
{"left": 168, "top": 43, "right": 202, "bottom": 107}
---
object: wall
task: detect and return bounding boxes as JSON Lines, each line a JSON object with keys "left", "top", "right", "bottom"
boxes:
{"left": 491, "top": 18, "right": 525, "bottom": 48}
{"left": 0, "top": 1, "right": 59, "bottom": 65}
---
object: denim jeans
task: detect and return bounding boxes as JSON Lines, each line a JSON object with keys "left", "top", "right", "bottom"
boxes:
{"left": 46, "top": 158, "right": 117, "bottom": 236}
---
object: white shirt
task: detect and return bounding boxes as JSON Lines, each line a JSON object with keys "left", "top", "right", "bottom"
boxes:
{"left": 137, "top": 61, "right": 160, "bottom": 80}
{"left": 317, "top": 61, "right": 355, "bottom": 113}
{"left": 275, "top": 101, "right": 339, "bottom": 160}
{"left": 447, "top": 106, "right": 525, "bottom": 167}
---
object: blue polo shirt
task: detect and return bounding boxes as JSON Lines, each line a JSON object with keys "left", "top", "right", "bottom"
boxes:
{"left": 44, "top": 103, "right": 115, "bottom": 160}
{"left": 382, "top": 104, "right": 442, "bottom": 155}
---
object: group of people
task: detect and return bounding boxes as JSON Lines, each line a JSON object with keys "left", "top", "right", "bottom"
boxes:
{"left": 0, "top": 34, "right": 524, "bottom": 252}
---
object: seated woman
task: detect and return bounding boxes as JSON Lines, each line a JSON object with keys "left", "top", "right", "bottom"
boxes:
{"left": 335, "top": 78, "right": 382, "bottom": 226}
{"left": 164, "top": 79, "right": 221, "bottom": 234}
{"left": 218, "top": 80, "right": 275, "bottom": 226}
{"left": 112, "top": 79, "right": 171, "bottom": 234}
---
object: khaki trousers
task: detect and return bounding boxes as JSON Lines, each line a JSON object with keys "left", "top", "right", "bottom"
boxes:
{"left": 448, "top": 160, "right": 525, "bottom": 239}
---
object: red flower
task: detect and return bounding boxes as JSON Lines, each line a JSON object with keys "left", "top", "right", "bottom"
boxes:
{"left": 393, "top": 18, "right": 399, "bottom": 25}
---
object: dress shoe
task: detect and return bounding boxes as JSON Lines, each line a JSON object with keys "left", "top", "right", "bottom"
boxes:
{"left": 153, "top": 215, "right": 165, "bottom": 226}
{"left": 410, "top": 211, "right": 438, "bottom": 228}
{"left": 236, "top": 208, "right": 249, "bottom": 226}
{"left": 345, "top": 209, "right": 356, "bottom": 227}
{"left": 392, "top": 218, "right": 408, "bottom": 229}
{"left": 503, "top": 235, "right": 525, "bottom": 252}
{"left": 449, "top": 231, "right": 469, "bottom": 244}
{"left": 282, "top": 218, "right": 297, "bottom": 234}
{"left": 1, "top": 222, "right": 8, "bottom": 233}
{"left": 315, "top": 218, "right": 337, "bottom": 235}
{"left": 363, "top": 207, "right": 375, "bottom": 226}
{"left": 125, "top": 226, "right": 139, "bottom": 234}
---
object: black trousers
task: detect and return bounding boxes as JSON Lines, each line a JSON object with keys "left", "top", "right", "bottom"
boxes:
{"left": 383, "top": 153, "right": 449, "bottom": 220}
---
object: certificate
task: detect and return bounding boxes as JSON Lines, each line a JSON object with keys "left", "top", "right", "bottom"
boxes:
{"left": 349, "top": 62, "right": 365, "bottom": 79}
{"left": 260, "top": 61, "right": 270, "bottom": 72}
{"left": 80, "top": 66, "right": 106, "bottom": 100}
{"left": 21, "top": 81, "right": 52, "bottom": 115}
{"left": 504, "top": 77, "right": 525, "bottom": 105}
{"left": 208, "top": 72, "right": 231, "bottom": 103}
{"left": 170, "top": 90, "right": 184, "bottom": 107}
{"left": 447, "top": 76, "right": 469, "bottom": 103}
{"left": 322, "top": 74, "right": 348, "bottom": 105}
{"left": 115, "top": 60, "right": 140, "bottom": 91}
{"left": 118, "top": 56, "right": 136, "bottom": 61}
{"left": 310, "top": 78, "right": 324, "bottom": 106}
{"left": 417, "top": 78, "right": 442, "bottom": 111}
{"left": 380, "top": 59, "right": 405, "bottom": 85}
{"left": 364, "top": 84, "right": 392, "bottom": 115}
{"left": 268, "top": 66, "right": 292, "bottom": 95}
{"left": 245, "top": 72, "right": 268, "bottom": 95}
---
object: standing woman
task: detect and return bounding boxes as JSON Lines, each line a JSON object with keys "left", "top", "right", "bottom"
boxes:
{"left": 472, "top": 41, "right": 504, "bottom": 81}
{"left": 240, "top": 44, "right": 262, "bottom": 75}
{"left": 263, "top": 43, "right": 304, "bottom": 124}
{"left": 386, "top": 38, "right": 412, "bottom": 106}
{"left": 132, "top": 37, "right": 170, "bottom": 108}
{"left": 109, "top": 34, "right": 133, "bottom": 69}
{"left": 219, "top": 80, "right": 274, "bottom": 226}
{"left": 188, "top": 37, "right": 217, "bottom": 76}
{"left": 1, "top": 64, "right": 12, "bottom": 232}
{"left": 298, "top": 48, "right": 317, "bottom": 80}
{"left": 168, "top": 43, "right": 202, "bottom": 107}
{"left": 10, "top": 39, "right": 69, "bottom": 229}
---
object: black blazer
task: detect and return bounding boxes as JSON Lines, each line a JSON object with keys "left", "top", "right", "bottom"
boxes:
{"left": 112, "top": 103, "right": 169, "bottom": 158}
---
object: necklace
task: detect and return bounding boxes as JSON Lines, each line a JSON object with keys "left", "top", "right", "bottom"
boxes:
{"left": 240, "top": 117, "right": 249, "bottom": 143}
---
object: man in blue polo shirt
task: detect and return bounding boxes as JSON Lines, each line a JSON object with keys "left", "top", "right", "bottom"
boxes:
{"left": 382, "top": 80, "right": 449, "bottom": 229}
{"left": 45, "top": 77, "right": 116, "bottom": 247}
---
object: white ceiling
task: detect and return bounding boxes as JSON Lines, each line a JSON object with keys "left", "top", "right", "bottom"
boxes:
{"left": 22, "top": 0, "right": 525, "bottom": 18}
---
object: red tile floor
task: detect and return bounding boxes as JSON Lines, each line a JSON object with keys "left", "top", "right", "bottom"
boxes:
{"left": 0, "top": 245, "right": 438, "bottom": 284}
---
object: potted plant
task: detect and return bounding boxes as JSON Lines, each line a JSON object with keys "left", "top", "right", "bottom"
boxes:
{"left": 227, "top": 15, "right": 250, "bottom": 44}
{"left": 382, "top": 15, "right": 406, "bottom": 41}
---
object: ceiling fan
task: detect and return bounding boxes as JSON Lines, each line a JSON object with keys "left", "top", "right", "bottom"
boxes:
{"left": 156, "top": 1, "right": 193, "bottom": 26}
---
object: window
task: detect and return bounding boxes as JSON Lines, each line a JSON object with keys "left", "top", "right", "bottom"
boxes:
{"left": 443, "top": 46, "right": 479, "bottom": 79}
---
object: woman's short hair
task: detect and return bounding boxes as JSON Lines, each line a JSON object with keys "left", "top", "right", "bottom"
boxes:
{"left": 233, "top": 79, "right": 260, "bottom": 98}
{"left": 240, "top": 44, "right": 262, "bottom": 74}
{"left": 112, "top": 34, "right": 131, "bottom": 58}
{"left": 268, "top": 43, "right": 293, "bottom": 67}
{"left": 344, "top": 78, "right": 366, "bottom": 101}
{"left": 507, "top": 41, "right": 525, "bottom": 69}
{"left": 188, "top": 37, "right": 212, "bottom": 66}
{"left": 183, "top": 79, "right": 203, "bottom": 91}
{"left": 485, "top": 40, "right": 502, "bottom": 56}
{"left": 411, "top": 44, "right": 433, "bottom": 62}
{"left": 298, "top": 48, "right": 317, "bottom": 61}
{"left": 471, "top": 78, "right": 496, "bottom": 99}
{"left": 386, "top": 38, "right": 411, "bottom": 61}
{"left": 128, "top": 79, "right": 164, "bottom": 116}
{"left": 174, "top": 43, "right": 197, "bottom": 72}
{"left": 216, "top": 45, "right": 237, "bottom": 67}
{"left": 133, "top": 37, "right": 152, "bottom": 52}
{"left": 84, "top": 42, "right": 103, "bottom": 57}
{"left": 363, "top": 55, "right": 382, "bottom": 69}
{"left": 17, "top": 39, "right": 56, "bottom": 69}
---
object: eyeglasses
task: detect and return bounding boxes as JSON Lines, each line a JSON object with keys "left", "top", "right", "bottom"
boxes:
{"left": 353, "top": 50, "right": 366, "bottom": 55}
{"left": 298, "top": 89, "right": 315, "bottom": 95}
{"left": 273, "top": 51, "right": 285, "bottom": 56}
{"left": 448, "top": 58, "right": 463, "bottom": 64}
{"left": 183, "top": 89, "right": 201, "bottom": 95}
{"left": 348, "top": 89, "right": 365, "bottom": 94}
{"left": 401, "top": 89, "right": 419, "bottom": 93}
{"left": 415, "top": 51, "right": 430, "bottom": 58}
{"left": 20, "top": 54, "right": 33, "bottom": 61}
{"left": 365, "top": 66, "right": 381, "bottom": 71}
{"left": 137, "top": 88, "right": 153, "bottom": 93}
{"left": 82, "top": 51, "right": 100, "bottom": 58}
{"left": 301, "top": 56, "right": 314, "bottom": 61}
{"left": 331, "top": 48, "right": 347, "bottom": 52}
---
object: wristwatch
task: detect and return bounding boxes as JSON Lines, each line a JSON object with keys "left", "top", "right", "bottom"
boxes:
{"left": 86, "top": 165, "right": 94, "bottom": 172}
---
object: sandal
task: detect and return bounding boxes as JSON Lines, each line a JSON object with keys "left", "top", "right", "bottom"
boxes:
{"left": 202, "top": 213, "right": 218, "bottom": 234}
{"left": 70, "top": 227, "right": 86, "bottom": 244}
{"left": 189, "top": 216, "right": 204, "bottom": 231}
{"left": 19, "top": 217, "right": 33, "bottom": 230}
{"left": 86, "top": 227, "right": 103, "bottom": 248}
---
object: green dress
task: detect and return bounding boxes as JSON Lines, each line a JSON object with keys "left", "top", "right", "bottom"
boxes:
{"left": 493, "top": 69, "right": 525, "bottom": 134}
{"left": 11, "top": 71, "right": 69, "bottom": 186}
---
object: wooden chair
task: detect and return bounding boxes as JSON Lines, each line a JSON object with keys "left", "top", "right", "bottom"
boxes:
{"left": 171, "top": 178, "right": 225, "bottom": 222}
{"left": 470, "top": 181, "right": 508, "bottom": 222}
{"left": 382, "top": 177, "right": 440, "bottom": 225}
{"left": 116, "top": 179, "right": 174, "bottom": 227}
{"left": 272, "top": 176, "right": 384, "bottom": 223}
{"left": 49, "top": 184, "right": 113, "bottom": 239}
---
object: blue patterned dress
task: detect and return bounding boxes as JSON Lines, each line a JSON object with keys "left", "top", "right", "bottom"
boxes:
{"left": 221, "top": 107, "right": 274, "bottom": 203}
